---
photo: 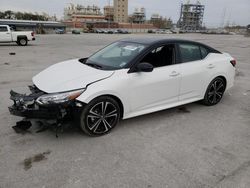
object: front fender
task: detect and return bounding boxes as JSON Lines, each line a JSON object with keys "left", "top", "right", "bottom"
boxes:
{"left": 76, "top": 84, "right": 129, "bottom": 118}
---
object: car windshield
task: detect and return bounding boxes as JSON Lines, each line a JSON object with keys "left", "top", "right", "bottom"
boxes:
{"left": 85, "top": 42, "right": 146, "bottom": 70}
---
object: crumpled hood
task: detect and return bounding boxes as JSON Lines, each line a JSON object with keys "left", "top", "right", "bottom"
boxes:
{"left": 33, "top": 59, "right": 114, "bottom": 93}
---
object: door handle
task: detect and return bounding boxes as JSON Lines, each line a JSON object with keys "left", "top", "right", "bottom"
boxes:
{"left": 207, "top": 64, "right": 215, "bottom": 69}
{"left": 6, "top": 33, "right": 10, "bottom": 34}
{"left": 169, "top": 71, "right": 180, "bottom": 77}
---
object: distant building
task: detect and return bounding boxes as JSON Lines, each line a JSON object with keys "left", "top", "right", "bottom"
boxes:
{"left": 64, "top": 4, "right": 103, "bottom": 20}
{"left": 177, "top": 1, "right": 205, "bottom": 31}
{"left": 150, "top": 14, "right": 162, "bottom": 22}
{"left": 63, "top": 4, "right": 106, "bottom": 28}
{"left": 114, "top": 0, "right": 128, "bottom": 23}
{"left": 62, "top": 1, "right": 155, "bottom": 32}
{"left": 150, "top": 14, "right": 172, "bottom": 29}
{"left": 130, "top": 8, "right": 146, "bottom": 24}
{"left": 0, "top": 19, "right": 65, "bottom": 34}
{"left": 64, "top": 4, "right": 105, "bottom": 23}
{"left": 104, "top": 5, "right": 114, "bottom": 21}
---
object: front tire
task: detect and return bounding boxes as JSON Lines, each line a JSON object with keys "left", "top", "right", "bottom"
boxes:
{"left": 202, "top": 77, "right": 226, "bottom": 106}
{"left": 80, "top": 96, "right": 120, "bottom": 136}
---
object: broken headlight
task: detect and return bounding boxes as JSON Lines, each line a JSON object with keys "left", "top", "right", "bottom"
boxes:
{"left": 36, "top": 89, "right": 85, "bottom": 105}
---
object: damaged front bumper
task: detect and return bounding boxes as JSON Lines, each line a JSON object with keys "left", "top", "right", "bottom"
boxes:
{"left": 8, "top": 86, "right": 80, "bottom": 121}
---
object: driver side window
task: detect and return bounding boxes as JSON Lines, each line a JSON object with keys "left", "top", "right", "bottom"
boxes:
{"left": 140, "top": 44, "right": 175, "bottom": 68}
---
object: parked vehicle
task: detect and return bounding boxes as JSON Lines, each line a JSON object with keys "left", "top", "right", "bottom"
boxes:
{"left": 55, "top": 29, "right": 64, "bottom": 34}
{"left": 107, "top": 30, "right": 114, "bottom": 34}
{"left": 0, "top": 25, "right": 35, "bottom": 46}
{"left": 114, "top": 29, "right": 129, "bottom": 34}
{"left": 9, "top": 38, "right": 236, "bottom": 136}
{"left": 72, "top": 29, "right": 81, "bottom": 34}
{"left": 122, "top": 30, "right": 129, "bottom": 34}
{"left": 100, "top": 29, "right": 106, "bottom": 33}
{"left": 103, "top": 29, "right": 108, "bottom": 34}
{"left": 148, "top": 29, "right": 156, "bottom": 34}
{"left": 170, "top": 29, "right": 178, "bottom": 34}
{"left": 113, "top": 29, "right": 120, "bottom": 34}
{"left": 155, "top": 29, "right": 165, "bottom": 34}
{"left": 95, "top": 29, "right": 104, "bottom": 34}
{"left": 165, "top": 30, "right": 173, "bottom": 34}
{"left": 155, "top": 29, "right": 173, "bottom": 34}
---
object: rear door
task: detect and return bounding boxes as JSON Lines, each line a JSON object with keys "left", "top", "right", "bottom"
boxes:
{"left": 0, "top": 26, "right": 12, "bottom": 42}
{"left": 178, "top": 43, "right": 213, "bottom": 101}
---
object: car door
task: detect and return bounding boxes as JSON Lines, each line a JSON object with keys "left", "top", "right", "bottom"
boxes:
{"left": 178, "top": 43, "right": 213, "bottom": 101}
{"left": 127, "top": 44, "right": 181, "bottom": 114}
{"left": 0, "top": 26, "right": 11, "bottom": 42}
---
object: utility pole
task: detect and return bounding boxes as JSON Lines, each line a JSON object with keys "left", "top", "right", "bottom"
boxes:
{"left": 108, "top": 0, "right": 111, "bottom": 29}
{"left": 221, "top": 7, "right": 227, "bottom": 28}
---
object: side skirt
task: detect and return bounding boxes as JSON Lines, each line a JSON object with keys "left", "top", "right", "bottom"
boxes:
{"left": 123, "top": 97, "right": 203, "bottom": 120}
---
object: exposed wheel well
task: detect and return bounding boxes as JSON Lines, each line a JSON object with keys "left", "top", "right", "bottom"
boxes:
{"left": 17, "top": 36, "right": 27, "bottom": 40}
{"left": 95, "top": 95, "right": 124, "bottom": 119}
{"left": 217, "top": 76, "right": 227, "bottom": 89}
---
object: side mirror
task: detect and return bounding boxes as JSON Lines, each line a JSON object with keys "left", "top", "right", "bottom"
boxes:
{"left": 136, "top": 62, "right": 154, "bottom": 72}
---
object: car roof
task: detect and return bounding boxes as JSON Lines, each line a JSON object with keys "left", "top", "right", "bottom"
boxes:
{"left": 119, "top": 37, "right": 220, "bottom": 53}
{"left": 120, "top": 37, "right": 204, "bottom": 46}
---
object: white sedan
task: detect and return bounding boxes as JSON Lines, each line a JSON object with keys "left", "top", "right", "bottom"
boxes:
{"left": 9, "top": 38, "right": 236, "bottom": 136}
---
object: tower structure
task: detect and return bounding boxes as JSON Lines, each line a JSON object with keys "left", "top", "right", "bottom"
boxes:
{"left": 114, "top": 0, "right": 128, "bottom": 23}
{"left": 177, "top": 1, "right": 205, "bottom": 31}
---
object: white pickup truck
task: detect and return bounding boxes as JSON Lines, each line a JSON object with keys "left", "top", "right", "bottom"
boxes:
{"left": 0, "top": 25, "right": 35, "bottom": 46}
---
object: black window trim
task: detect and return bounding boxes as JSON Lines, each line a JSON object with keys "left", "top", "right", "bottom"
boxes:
{"left": 199, "top": 45, "right": 210, "bottom": 60}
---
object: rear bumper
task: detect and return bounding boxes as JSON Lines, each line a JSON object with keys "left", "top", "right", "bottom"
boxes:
{"left": 226, "top": 67, "right": 236, "bottom": 90}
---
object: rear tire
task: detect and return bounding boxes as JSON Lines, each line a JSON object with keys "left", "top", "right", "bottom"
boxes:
{"left": 18, "top": 38, "right": 28, "bottom": 46}
{"left": 202, "top": 77, "right": 226, "bottom": 106}
{"left": 79, "top": 96, "right": 120, "bottom": 136}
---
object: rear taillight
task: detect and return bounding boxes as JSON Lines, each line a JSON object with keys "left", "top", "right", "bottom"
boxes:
{"left": 230, "top": 60, "right": 236, "bottom": 67}
{"left": 31, "top": 32, "right": 34, "bottom": 37}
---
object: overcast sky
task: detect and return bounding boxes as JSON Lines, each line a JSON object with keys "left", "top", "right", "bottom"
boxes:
{"left": 0, "top": 0, "right": 249, "bottom": 27}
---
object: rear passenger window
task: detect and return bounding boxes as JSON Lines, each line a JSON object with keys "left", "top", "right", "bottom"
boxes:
{"left": 0, "top": 26, "right": 8, "bottom": 32}
{"left": 200, "top": 46, "right": 209, "bottom": 59}
{"left": 179, "top": 44, "right": 201, "bottom": 63}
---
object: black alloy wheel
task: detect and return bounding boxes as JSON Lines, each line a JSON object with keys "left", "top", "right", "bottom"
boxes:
{"left": 203, "top": 77, "right": 226, "bottom": 106}
{"left": 80, "top": 96, "right": 120, "bottom": 136}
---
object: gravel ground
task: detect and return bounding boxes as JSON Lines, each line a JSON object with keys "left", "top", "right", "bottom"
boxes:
{"left": 0, "top": 33, "right": 250, "bottom": 188}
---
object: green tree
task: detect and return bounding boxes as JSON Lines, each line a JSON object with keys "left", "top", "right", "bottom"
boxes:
{"left": 0, "top": 10, "right": 53, "bottom": 21}
{"left": 0, "top": 11, "right": 5, "bottom": 19}
{"left": 15, "top": 12, "right": 23, "bottom": 19}
{"left": 4, "top": 10, "right": 14, "bottom": 19}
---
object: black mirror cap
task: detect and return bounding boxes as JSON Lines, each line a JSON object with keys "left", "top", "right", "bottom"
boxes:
{"left": 136, "top": 62, "right": 154, "bottom": 72}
